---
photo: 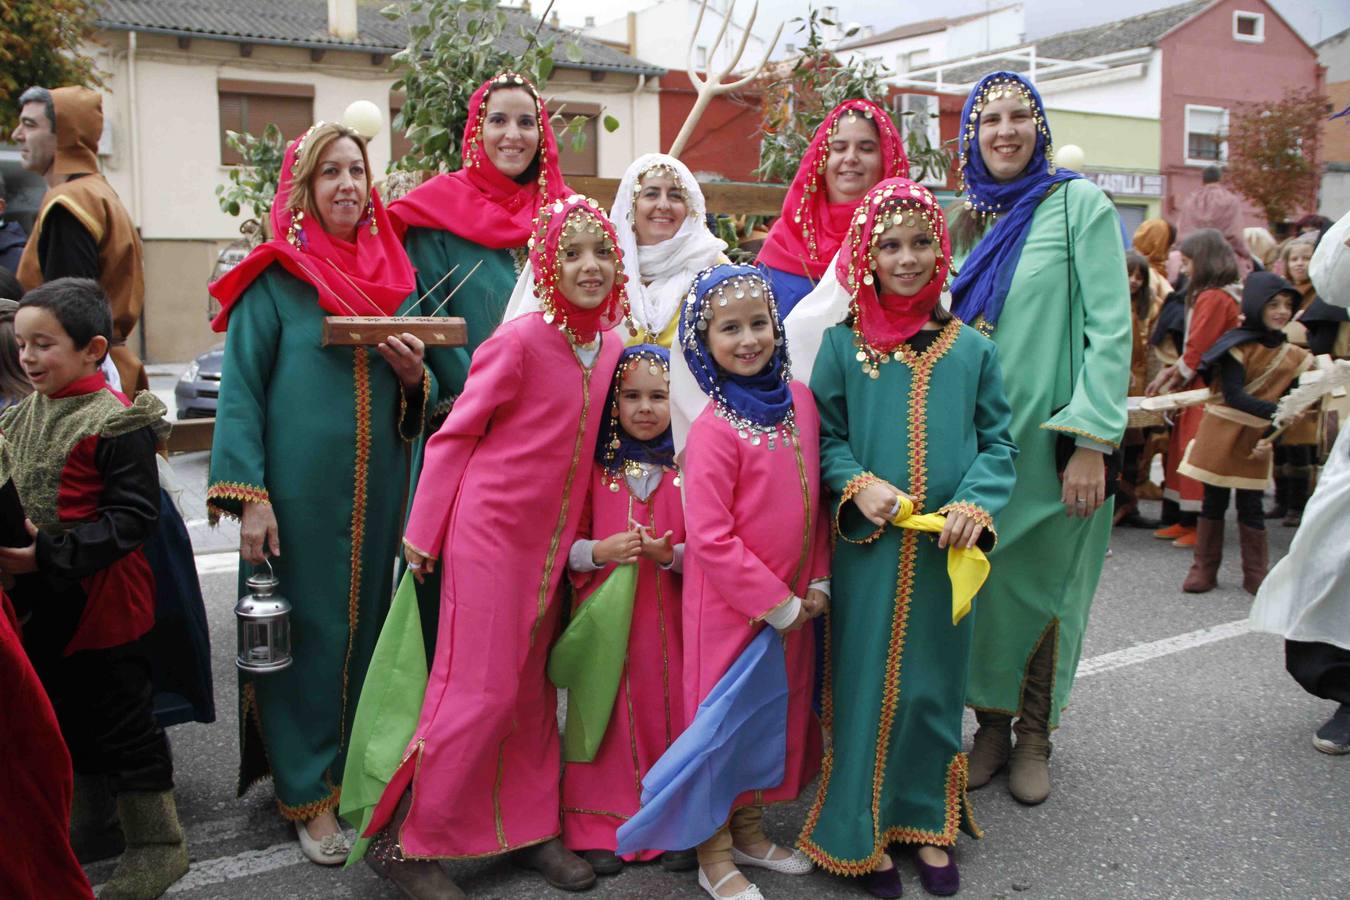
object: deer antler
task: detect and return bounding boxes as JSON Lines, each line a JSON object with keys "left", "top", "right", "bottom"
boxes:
{"left": 667, "top": 0, "right": 783, "bottom": 159}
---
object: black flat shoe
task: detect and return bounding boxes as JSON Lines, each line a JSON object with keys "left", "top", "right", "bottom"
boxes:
{"left": 582, "top": 849, "right": 623, "bottom": 876}
{"left": 913, "top": 849, "right": 959, "bottom": 897}
{"left": 661, "top": 848, "right": 698, "bottom": 871}
{"left": 861, "top": 856, "right": 903, "bottom": 898}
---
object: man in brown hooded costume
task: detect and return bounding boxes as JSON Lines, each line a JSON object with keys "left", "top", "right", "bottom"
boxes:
{"left": 12, "top": 85, "right": 149, "bottom": 394}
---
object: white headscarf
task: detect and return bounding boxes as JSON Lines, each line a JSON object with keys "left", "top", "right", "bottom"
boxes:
{"left": 612, "top": 154, "right": 726, "bottom": 341}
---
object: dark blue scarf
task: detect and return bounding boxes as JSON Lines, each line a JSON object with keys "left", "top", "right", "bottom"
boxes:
{"left": 950, "top": 71, "right": 1081, "bottom": 327}
{"left": 678, "top": 264, "right": 793, "bottom": 429}
{"left": 596, "top": 344, "right": 676, "bottom": 472}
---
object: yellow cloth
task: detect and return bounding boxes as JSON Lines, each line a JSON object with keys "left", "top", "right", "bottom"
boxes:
{"left": 889, "top": 496, "right": 989, "bottom": 625}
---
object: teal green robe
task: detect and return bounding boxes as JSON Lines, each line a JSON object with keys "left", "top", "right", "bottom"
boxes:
{"left": 961, "top": 179, "right": 1132, "bottom": 726}
{"left": 400, "top": 227, "right": 521, "bottom": 652}
{"left": 207, "top": 266, "right": 425, "bottom": 819}
{"left": 798, "top": 320, "right": 1017, "bottom": 873}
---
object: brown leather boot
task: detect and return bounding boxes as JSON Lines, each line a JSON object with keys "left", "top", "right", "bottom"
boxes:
{"left": 514, "top": 837, "right": 597, "bottom": 891}
{"left": 1182, "top": 517, "right": 1224, "bottom": 593}
{"left": 1238, "top": 523, "right": 1269, "bottom": 595}
{"left": 1009, "top": 634, "right": 1054, "bottom": 806}
{"left": 967, "top": 711, "right": 1012, "bottom": 789}
{"left": 365, "top": 792, "right": 466, "bottom": 900}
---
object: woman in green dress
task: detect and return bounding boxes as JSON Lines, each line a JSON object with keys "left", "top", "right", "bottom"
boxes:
{"left": 788, "top": 177, "right": 1016, "bottom": 897}
{"left": 949, "top": 72, "right": 1131, "bottom": 806}
{"left": 207, "top": 122, "right": 425, "bottom": 863}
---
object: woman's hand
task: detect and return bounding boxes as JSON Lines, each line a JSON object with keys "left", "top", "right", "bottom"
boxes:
{"left": 1060, "top": 447, "right": 1106, "bottom": 518}
{"left": 405, "top": 545, "right": 436, "bottom": 584}
{"left": 854, "top": 480, "right": 908, "bottom": 526}
{"left": 938, "top": 510, "right": 984, "bottom": 550}
{"left": 0, "top": 519, "right": 40, "bottom": 575}
{"left": 240, "top": 501, "right": 280, "bottom": 564}
{"left": 638, "top": 526, "right": 676, "bottom": 567}
{"left": 593, "top": 529, "right": 641, "bottom": 566}
{"left": 377, "top": 332, "right": 427, "bottom": 390}
{"left": 775, "top": 604, "right": 811, "bottom": 634}
{"left": 1146, "top": 364, "right": 1180, "bottom": 397}
{"left": 1250, "top": 438, "right": 1274, "bottom": 461}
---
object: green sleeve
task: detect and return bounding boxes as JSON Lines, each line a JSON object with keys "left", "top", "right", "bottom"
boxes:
{"left": 810, "top": 327, "right": 881, "bottom": 542}
{"left": 1042, "top": 180, "right": 1132, "bottom": 448}
{"left": 936, "top": 335, "right": 1018, "bottom": 548}
{"left": 207, "top": 273, "right": 282, "bottom": 520}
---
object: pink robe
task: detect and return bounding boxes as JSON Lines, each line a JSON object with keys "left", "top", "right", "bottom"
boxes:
{"left": 561, "top": 465, "right": 686, "bottom": 859}
{"left": 681, "top": 380, "right": 829, "bottom": 809}
{"left": 369, "top": 312, "right": 622, "bottom": 859}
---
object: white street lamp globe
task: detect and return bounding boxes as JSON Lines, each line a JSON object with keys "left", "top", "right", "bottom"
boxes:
{"left": 1054, "top": 143, "right": 1085, "bottom": 172}
{"left": 343, "top": 100, "right": 383, "bottom": 139}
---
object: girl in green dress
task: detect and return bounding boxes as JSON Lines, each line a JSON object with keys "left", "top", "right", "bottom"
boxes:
{"left": 207, "top": 122, "right": 424, "bottom": 863}
{"left": 788, "top": 177, "right": 1016, "bottom": 897}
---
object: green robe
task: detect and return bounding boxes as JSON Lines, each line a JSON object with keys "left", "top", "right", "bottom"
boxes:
{"left": 207, "top": 266, "right": 425, "bottom": 820}
{"left": 798, "top": 320, "right": 1017, "bottom": 873}
{"left": 962, "top": 179, "right": 1131, "bottom": 727}
{"left": 400, "top": 227, "right": 521, "bottom": 652}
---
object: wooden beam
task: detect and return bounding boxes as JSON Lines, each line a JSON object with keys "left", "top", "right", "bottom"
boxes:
{"left": 166, "top": 418, "right": 216, "bottom": 455}
{"left": 310, "top": 48, "right": 326, "bottom": 62}
{"left": 176, "top": 36, "right": 191, "bottom": 50}
{"left": 239, "top": 42, "right": 254, "bottom": 58}
{"left": 567, "top": 176, "right": 787, "bottom": 217}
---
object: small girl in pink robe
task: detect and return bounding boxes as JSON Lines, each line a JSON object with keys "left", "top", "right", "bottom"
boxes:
{"left": 562, "top": 343, "right": 692, "bottom": 874}
{"left": 361, "top": 195, "right": 630, "bottom": 896}
{"left": 674, "top": 264, "right": 830, "bottom": 900}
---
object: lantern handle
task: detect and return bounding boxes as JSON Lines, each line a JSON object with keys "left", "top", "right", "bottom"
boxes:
{"left": 255, "top": 557, "right": 275, "bottom": 580}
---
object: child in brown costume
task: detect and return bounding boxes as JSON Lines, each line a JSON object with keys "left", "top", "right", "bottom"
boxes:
{"left": 1177, "top": 271, "right": 1312, "bottom": 594}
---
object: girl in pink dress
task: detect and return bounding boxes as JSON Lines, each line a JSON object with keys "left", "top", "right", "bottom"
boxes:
{"left": 675, "top": 264, "right": 831, "bottom": 900}
{"left": 562, "top": 343, "right": 693, "bottom": 875}
{"left": 361, "top": 195, "right": 629, "bottom": 898}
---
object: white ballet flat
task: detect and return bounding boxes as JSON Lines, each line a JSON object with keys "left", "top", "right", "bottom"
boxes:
{"left": 698, "top": 866, "right": 765, "bottom": 900}
{"left": 295, "top": 821, "right": 350, "bottom": 865}
{"left": 731, "top": 843, "right": 814, "bottom": 875}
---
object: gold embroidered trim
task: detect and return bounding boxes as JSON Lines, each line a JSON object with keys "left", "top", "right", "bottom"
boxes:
{"left": 338, "top": 349, "right": 372, "bottom": 752}
{"left": 1039, "top": 422, "right": 1121, "bottom": 449}
{"left": 561, "top": 806, "right": 632, "bottom": 820}
{"left": 835, "top": 472, "right": 886, "bottom": 545}
{"left": 935, "top": 501, "right": 997, "bottom": 548}
{"left": 240, "top": 683, "right": 343, "bottom": 821}
{"left": 206, "top": 481, "right": 270, "bottom": 523}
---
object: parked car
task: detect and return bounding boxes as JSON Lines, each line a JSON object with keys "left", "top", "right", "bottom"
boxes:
{"left": 175, "top": 345, "right": 224, "bottom": 419}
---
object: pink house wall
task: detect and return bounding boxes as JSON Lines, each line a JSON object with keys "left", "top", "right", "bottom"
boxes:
{"left": 1159, "top": 0, "right": 1325, "bottom": 227}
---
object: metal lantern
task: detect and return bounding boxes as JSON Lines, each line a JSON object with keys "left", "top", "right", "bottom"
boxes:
{"left": 234, "top": 560, "right": 293, "bottom": 673}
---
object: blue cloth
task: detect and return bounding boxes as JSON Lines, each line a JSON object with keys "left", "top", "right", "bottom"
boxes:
{"left": 678, "top": 264, "right": 793, "bottom": 429}
{"left": 760, "top": 265, "right": 817, "bottom": 320}
{"left": 595, "top": 344, "right": 675, "bottom": 471}
{"left": 615, "top": 627, "right": 788, "bottom": 855}
{"left": 0, "top": 219, "right": 28, "bottom": 276}
{"left": 950, "top": 71, "right": 1081, "bottom": 327}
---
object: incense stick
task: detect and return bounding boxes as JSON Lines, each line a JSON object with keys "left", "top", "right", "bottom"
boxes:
{"left": 425, "top": 259, "right": 484, "bottom": 319}
{"left": 397, "top": 263, "right": 461, "bottom": 317}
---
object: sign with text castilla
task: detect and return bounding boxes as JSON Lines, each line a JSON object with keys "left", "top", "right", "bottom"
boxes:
{"left": 1084, "top": 172, "right": 1165, "bottom": 198}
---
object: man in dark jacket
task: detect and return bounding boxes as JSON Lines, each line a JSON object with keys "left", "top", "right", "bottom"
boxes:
{"left": 0, "top": 172, "right": 29, "bottom": 275}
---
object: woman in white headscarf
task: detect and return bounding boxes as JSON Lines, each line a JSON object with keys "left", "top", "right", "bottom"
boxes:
{"left": 505, "top": 154, "right": 725, "bottom": 347}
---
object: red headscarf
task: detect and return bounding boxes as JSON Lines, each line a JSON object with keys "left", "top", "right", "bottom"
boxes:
{"left": 838, "top": 177, "right": 951, "bottom": 352}
{"left": 758, "top": 99, "right": 908, "bottom": 280}
{"left": 209, "top": 123, "right": 416, "bottom": 331}
{"left": 388, "top": 73, "right": 569, "bottom": 248}
{"left": 528, "top": 195, "right": 631, "bottom": 345}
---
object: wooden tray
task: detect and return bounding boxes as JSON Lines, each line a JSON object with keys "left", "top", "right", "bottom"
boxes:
{"left": 321, "top": 316, "right": 468, "bottom": 347}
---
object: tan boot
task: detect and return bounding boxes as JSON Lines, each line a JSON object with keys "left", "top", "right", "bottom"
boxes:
{"left": 1182, "top": 517, "right": 1224, "bottom": 593}
{"left": 99, "top": 791, "right": 189, "bottom": 900}
{"left": 365, "top": 792, "right": 466, "bottom": 900}
{"left": 1008, "top": 634, "right": 1054, "bottom": 806}
{"left": 1238, "top": 523, "right": 1269, "bottom": 595}
{"left": 966, "top": 711, "right": 1012, "bottom": 789}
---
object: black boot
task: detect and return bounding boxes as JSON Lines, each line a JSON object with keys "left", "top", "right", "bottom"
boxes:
{"left": 1283, "top": 469, "right": 1310, "bottom": 527}
{"left": 70, "top": 772, "right": 125, "bottom": 864}
{"left": 1265, "top": 471, "right": 1288, "bottom": 519}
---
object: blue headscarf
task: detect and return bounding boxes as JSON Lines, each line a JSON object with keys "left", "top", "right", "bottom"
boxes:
{"left": 678, "top": 264, "right": 794, "bottom": 432}
{"left": 950, "top": 71, "right": 1081, "bottom": 327}
{"left": 596, "top": 344, "right": 677, "bottom": 472}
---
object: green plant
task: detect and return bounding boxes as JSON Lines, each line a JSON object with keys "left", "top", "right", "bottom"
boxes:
{"left": 0, "top": 0, "right": 104, "bottom": 134}
{"left": 755, "top": 7, "right": 952, "bottom": 186}
{"left": 1224, "top": 87, "right": 1328, "bottom": 228}
{"left": 214, "top": 125, "right": 287, "bottom": 233}
{"left": 384, "top": 0, "right": 615, "bottom": 174}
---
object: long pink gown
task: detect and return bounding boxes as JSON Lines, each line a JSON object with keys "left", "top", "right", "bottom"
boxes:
{"left": 367, "top": 312, "right": 622, "bottom": 859}
{"left": 561, "top": 465, "right": 686, "bottom": 859}
{"left": 681, "top": 380, "right": 829, "bottom": 809}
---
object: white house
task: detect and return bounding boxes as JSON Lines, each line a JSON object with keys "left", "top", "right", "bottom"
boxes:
{"left": 835, "top": 5, "right": 1026, "bottom": 78}
{"left": 583, "top": 0, "right": 770, "bottom": 75}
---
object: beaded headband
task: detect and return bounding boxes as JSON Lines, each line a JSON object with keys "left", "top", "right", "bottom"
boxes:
{"left": 957, "top": 76, "right": 1055, "bottom": 219}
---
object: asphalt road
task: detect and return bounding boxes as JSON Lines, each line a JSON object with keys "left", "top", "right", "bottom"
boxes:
{"left": 82, "top": 449, "right": 1349, "bottom": 899}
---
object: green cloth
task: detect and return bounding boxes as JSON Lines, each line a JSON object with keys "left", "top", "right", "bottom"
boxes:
{"left": 547, "top": 563, "right": 639, "bottom": 763}
{"left": 339, "top": 571, "right": 427, "bottom": 865}
{"left": 207, "top": 265, "right": 423, "bottom": 818}
{"left": 400, "top": 227, "right": 521, "bottom": 657}
{"left": 799, "top": 321, "right": 1017, "bottom": 872}
{"left": 961, "top": 179, "right": 1132, "bottom": 727}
